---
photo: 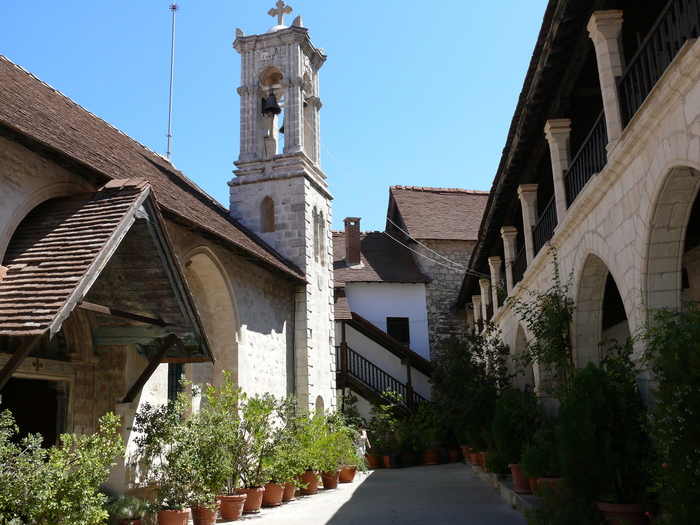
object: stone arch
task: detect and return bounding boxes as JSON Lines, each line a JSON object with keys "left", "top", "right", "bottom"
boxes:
{"left": 575, "top": 253, "right": 631, "bottom": 366}
{"left": 261, "top": 196, "right": 275, "bottom": 233}
{"left": 0, "top": 180, "right": 90, "bottom": 260}
{"left": 645, "top": 166, "right": 700, "bottom": 314}
{"left": 512, "top": 322, "right": 534, "bottom": 389}
{"left": 181, "top": 246, "right": 240, "bottom": 388}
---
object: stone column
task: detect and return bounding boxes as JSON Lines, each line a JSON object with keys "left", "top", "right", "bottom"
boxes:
{"left": 472, "top": 295, "right": 482, "bottom": 327}
{"left": 587, "top": 10, "right": 625, "bottom": 145}
{"left": 500, "top": 226, "right": 518, "bottom": 294}
{"left": 544, "top": 119, "right": 571, "bottom": 221}
{"left": 518, "top": 184, "right": 538, "bottom": 264}
{"left": 488, "top": 256, "right": 502, "bottom": 310}
{"left": 479, "top": 278, "right": 491, "bottom": 321}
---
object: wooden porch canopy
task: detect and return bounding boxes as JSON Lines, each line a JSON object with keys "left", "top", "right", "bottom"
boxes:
{"left": 0, "top": 179, "right": 214, "bottom": 399}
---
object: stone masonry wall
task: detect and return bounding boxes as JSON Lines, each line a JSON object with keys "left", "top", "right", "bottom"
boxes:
{"left": 413, "top": 239, "right": 475, "bottom": 357}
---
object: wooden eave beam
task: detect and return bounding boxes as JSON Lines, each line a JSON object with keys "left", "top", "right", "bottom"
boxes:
{"left": 77, "top": 300, "right": 167, "bottom": 326}
{"left": 122, "top": 334, "right": 177, "bottom": 403}
{"left": 0, "top": 334, "right": 44, "bottom": 390}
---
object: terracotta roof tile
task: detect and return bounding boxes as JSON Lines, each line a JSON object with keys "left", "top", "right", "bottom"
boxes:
{"left": 333, "top": 231, "right": 430, "bottom": 286}
{"left": 334, "top": 289, "right": 352, "bottom": 320}
{"left": 388, "top": 186, "right": 489, "bottom": 241}
{"left": 0, "top": 183, "right": 148, "bottom": 336}
{"left": 0, "top": 55, "right": 304, "bottom": 283}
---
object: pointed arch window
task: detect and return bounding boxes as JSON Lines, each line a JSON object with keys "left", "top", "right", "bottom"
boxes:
{"left": 261, "top": 196, "right": 275, "bottom": 233}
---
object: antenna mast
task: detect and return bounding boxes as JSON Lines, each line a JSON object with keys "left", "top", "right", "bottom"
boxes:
{"left": 166, "top": 3, "right": 178, "bottom": 160}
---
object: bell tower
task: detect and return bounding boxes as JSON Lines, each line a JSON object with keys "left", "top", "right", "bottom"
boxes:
{"left": 228, "top": 2, "right": 334, "bottom": 411}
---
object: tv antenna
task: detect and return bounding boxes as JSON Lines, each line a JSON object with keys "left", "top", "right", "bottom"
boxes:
{"left": 166, "top": 3, "right": 179, "bottom": 160}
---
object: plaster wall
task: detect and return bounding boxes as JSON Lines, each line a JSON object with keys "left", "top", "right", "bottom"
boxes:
{"left": 0, "top": 135, "right": 94, "bottom": 259}
{"left": 344, "top": 282, "right": 430, "bottom": 360}
{"left": 490, "top": 40, "right": 700, "bottom": 387}
{"left": 166, "top": 223, "right": 296, "bottom": 399}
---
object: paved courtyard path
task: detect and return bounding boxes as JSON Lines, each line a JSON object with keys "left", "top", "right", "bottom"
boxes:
{"left": 234, "top": 463, "right": 527, "bottom": 525}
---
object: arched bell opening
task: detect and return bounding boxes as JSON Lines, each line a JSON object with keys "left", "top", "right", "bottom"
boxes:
{"left": 260, "top": 66, "right": 285, "bottom": 157}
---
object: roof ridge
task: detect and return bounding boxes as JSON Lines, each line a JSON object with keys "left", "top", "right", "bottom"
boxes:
{"left": 391, "top": 184, "right": 489, "bottom": 195}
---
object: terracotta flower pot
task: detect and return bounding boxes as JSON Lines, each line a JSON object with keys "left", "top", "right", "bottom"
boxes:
{"left": 236, "top": 487, "right": 265, "bottom": 514}
{"left": 470, "top": 452, "right": 481, "bottom": 466}
{"left": 366, "top": 454, "right": 383, "bottom": 469}
{"left": 508, "top": 463, "right": 531, "bottom": 494}
{"left": 447, "top": 449, "right": 462, "bottom": 463}
{"left": 119, "top": 520, "right": 141, "bottom": 525}
{"left": 480, "top": 452, "right": 488, "bottom": 472}
{"left": 299, "top": 470, "right": 319, "bottom": 495}
{"left": 461, "top": 446, "right": 472, "bottom": 462}
{"left": 423, "top": 448, "right": 440, "bottom": 465}
{"left": 157, "top": 509, "right": 189, "bottom": 525}
{"left": 262, "top": 482, "right": 285, "bottom": 507}
{"left": 218, "top": 493, "right": 247, "bottom": 520}
{"left": 321, "top": 469, "right": 341, "bottom": 489}
{"left": 596, "top": 502, "right": 653, "bottom": 525}
{"left": 339, "top": 465, "right": 357, "bottom": 483}
{"left": 282, "top": 482, "right": 297, "bottom": 501}
{"left": 528, "top": 477, "right": 538, "bottom": 495}
{"left": 191, "top": 502, "right": 220, "bottom": 525}
{"left": 382, "top": 455, "right": 391, "bottom": 468}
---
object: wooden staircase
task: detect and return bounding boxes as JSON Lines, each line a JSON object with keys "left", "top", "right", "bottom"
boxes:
{"left": 336, "top": 345, "right": 427, "bottom": 414}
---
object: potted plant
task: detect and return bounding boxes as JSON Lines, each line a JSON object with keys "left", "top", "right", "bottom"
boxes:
{"left": 368, "top": 394, "right": 403, "bottom": 469}
{"left": 559, "top": 347, "right": 656, "bottom": 523}
{"left": 260, "top": 396, "right": 308, "bottom": 505}
{"left": 196, "top": 374, "right": 248, "bottom": 520}
{"left": 491, "top": 386, "right": 540, "bottom": 493}
{"left": 235, "top": 392, "right": 276, "bottom": 513}
{"left": 131, "top": 393, "right": 197, "bottom": 524}
{"left": 519, "top": 417, "right": 561, "bottom": 494}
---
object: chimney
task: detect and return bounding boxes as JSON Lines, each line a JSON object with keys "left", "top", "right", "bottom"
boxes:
{"left": 344, "top": 217, "right": 362, "bottom": 266}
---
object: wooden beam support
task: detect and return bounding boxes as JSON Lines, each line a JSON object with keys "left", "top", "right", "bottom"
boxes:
{"left": 0, "top": 334, "right": 44, "bottom": 390}
{"left": 77, "top": 301, "right": 167, "bottom": 326}
{"left": 122, "top": 334, "right": 177, "bottom": 403}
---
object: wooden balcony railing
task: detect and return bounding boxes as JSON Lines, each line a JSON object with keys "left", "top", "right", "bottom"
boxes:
{"left": 565, "top": 111, "right": 607, "bottom": 206}
{"left": 618, "top": 0, "right": 700, "bottom": 126}
{"left": 533, "top": 196, "right": 557, "bottom": 255}
{"left": 512, "top": 245, "right": 527, "bottom": 287}
{"left": 337, "top": 346, "right": 427, "bottom": 412}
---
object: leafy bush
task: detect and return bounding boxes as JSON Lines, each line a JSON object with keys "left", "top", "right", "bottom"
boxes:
{"left": 519, "top": 414, "right": 560, "bottom": 479}
{"left": 491, "top": 386, "right": 539, "bottom": 464}
{"left": 0, "top": 410, "right": 124, "bottom": 524}
{"left": 431, "top": 324, "right": 510, "bottom": 451}
{"left": 558, "top": 350, "right": 655, "bottom": 504}
{"left": 643, "top": 303, "right": 700, "bottom": 523}
{"left": 508, "top": 250, "right": 575, "bottom": 399}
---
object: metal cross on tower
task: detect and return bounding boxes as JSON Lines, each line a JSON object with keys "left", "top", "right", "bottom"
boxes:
{"left": 268, "top": 0, "right": 292, "bottom": 26}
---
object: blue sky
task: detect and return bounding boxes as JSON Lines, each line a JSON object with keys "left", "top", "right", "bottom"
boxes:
{"left": 1, "top": 1, "right": 548, "bottom": 231}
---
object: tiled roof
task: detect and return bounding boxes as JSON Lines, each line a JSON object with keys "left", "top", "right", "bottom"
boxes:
{"left": 0, "top": 55, "right": 304, "bottom": 283}
{"left": 0, "top": 181, "right": 149, "bottom": 337}
{"left": 334, "top": 289, "right": 352, "bottom": 320}
{"left": 388, "top": 186, "right": 489, "bottom": 241}
{"left": 333, "top": 231, "right": 430, "bottom": 286}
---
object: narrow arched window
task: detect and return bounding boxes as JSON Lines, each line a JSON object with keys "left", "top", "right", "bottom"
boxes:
{"left": 313, "top": 207, "right": 319, "bottom": 262}
{"left": 261, "top": 196, "right": 275, "bottom": 233}
{"left": 318, "top": 211, "right": 326, "bottom": 266}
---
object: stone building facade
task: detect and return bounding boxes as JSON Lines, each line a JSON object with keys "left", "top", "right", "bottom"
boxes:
{"left": 458, "top": 0, "right": 700, "bottom": 398}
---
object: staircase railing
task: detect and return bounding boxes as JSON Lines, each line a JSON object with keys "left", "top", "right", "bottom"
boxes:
{"left": 337, "top": 345, "right": 427, "bottom": 412}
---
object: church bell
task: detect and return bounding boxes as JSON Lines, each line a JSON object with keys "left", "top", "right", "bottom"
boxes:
{"left": 262, "top": 92, "right": 282, "bottom": 116}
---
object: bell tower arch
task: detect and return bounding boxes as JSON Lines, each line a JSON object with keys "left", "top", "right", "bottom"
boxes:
{"left": 228, "top": 2, "right": 334, "bottom": 411}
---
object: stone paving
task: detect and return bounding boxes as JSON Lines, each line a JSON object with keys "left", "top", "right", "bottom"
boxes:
{"left": 231, "top": 463, "right": 527, "bottom": 525}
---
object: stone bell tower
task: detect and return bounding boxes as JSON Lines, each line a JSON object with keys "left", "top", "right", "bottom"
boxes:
{"left": 228, "top": 1, "right": 335, "bottom": 411}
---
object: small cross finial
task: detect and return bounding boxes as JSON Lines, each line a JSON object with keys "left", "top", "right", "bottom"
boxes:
{"left": 32, "top": 358, "right": 43, "bottom": 372}
{"left": 268, "top": 1, "right": 292, "bottom": 26}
